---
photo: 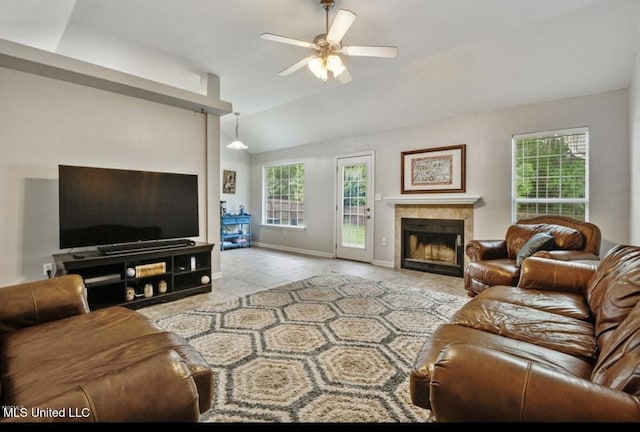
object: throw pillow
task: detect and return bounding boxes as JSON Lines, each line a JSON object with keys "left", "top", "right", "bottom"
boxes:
{"left": 516, "top": 232, "right": 555, "bottom": 267}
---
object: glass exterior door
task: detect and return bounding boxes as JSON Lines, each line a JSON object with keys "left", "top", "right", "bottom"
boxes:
{"left": 336, "top": 154, "right": 373, "bottom": 262}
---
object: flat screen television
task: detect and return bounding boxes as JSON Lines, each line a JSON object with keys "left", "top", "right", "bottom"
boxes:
{"left": 58, "top": 165, "right": 199, "bottom": 250}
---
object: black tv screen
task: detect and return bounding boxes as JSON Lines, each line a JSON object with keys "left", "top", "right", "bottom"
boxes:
{"left": 59, "top": 165, "right": 199, "bottom": 249}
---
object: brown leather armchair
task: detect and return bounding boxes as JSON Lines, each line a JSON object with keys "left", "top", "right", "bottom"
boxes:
{"left": 0, "top": 275, "right": 213, "bottom": 422}
{"left": 464, "top": 215, "right": 601, "bottom": 296}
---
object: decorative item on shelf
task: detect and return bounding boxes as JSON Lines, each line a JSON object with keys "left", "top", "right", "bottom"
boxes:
{"left": 239, "top": 205, "right": 245, "bottom": 215}
{"left": 135, "top": 262, "right": 166, "bottom": 278}
{"left": 220, "top": 200, "right": 227, "bottom": 216}
{"left": 125, "top": 286, "right": 135, "bottom": 302}
{"left": 158, "top": 279, "right": 167, "bottom": 294}
{"left": 144, "top": 283, "right": 153, "bottom": 298}
{"left": 126, "top": 267, "right": 136, "bottom": 278}
{"left": 201, "top": 275, "right": 210, "bottom": 285}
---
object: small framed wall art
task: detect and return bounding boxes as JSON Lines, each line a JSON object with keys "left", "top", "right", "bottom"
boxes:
{"left": 223, "top": 170, "right": 236, "bottom": 194}
{"left": 401, "top": 144, "right": 466, "bottom": 193}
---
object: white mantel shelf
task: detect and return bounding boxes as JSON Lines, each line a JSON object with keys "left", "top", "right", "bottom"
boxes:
{"left": 384, "top": 195, "right": 482, "bottom": 206}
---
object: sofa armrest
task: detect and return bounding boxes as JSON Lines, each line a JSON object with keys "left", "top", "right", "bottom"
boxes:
{"left": 517, "top": 256, "right": 596, "bottom": 295}
{"left": 0, "top": 275, "right": 90, "bottom": 334}
{"left": 465, "top": 240, "right": 508, "bottom": 261}
{"left": 430, "top": 343, "right": 640, "bottom": 422}
{"left": 532, "top": 249, "right": 600, "bottom": 262}
{"left": 2, "top": 350, "right": 201, "bottom": 423}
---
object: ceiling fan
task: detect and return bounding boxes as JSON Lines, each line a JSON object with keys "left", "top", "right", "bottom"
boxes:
{"left": 261, "top": 0, "right": 399, "bottom": 84}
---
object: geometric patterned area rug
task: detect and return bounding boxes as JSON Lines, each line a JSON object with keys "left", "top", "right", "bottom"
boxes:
{"left": 154, "top": 272, "right": 469, "bottom": 422}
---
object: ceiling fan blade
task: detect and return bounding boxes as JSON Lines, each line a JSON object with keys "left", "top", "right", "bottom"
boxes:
{"left": 327, "top": 9, "right": 356, "bottom": 44}
{"left": 337, "top": 67, "right": 352, "bottom": 84}
{"left": 279, "top": 56, "right": 314, "bottom": 76}
{"left": 261, "top": 33, "right": 315, "bottom": 49}
{"left": 341, "top": 45, "right": 399, "bottom": 58}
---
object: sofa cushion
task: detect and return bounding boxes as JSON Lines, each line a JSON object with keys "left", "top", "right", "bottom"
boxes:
{"left": 586, "top": 245, "right": 640, "bottom": 349}
{"left": 505, "top": 224, "right": 543, "bottom": 259}
{"left": 410, "top": 323, "right": 594, "bottom": 410}
{"left": 516, "top": 232, "right": 555, "bottom": 267}
{"left": 505, "top": 223, "right": 585, "bottom": 259}
{"left": 450, "top": 298, "right": 597, "bottom": 359}
{"left": 540, "top": 223, "right": 585, "bottom": 250}
{"left": 477, "top": 285, "right": 591, "bottom": 321}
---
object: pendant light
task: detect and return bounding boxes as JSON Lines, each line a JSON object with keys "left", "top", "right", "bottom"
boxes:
{"left": 227, "top": 112, "right": 248, "bottom": 150}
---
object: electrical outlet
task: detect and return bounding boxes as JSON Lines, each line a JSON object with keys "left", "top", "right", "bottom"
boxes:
{"left": 381, "top": 237, "right": 387, "bottom": 246}
{"left": 43, "top": 263, "right": 53, "bottom": 277}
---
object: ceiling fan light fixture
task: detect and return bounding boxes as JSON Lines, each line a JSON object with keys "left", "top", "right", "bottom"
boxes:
{"left": 327, "top": 54, "right": 345, "bottom": 77}
{"left": 308, "top": 56, "right": 328, "bottom": 81}
{"left": 227, "top": 112, "right": 248, "bottom": 150}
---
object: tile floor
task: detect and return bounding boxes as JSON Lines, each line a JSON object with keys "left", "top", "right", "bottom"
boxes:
{"left": 140, "top": 246, "right": 468, "bottom": 320}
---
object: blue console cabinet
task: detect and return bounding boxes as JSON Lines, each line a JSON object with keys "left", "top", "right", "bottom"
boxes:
{"left": 221, "top": 215, "right": 252, "bottom": 250}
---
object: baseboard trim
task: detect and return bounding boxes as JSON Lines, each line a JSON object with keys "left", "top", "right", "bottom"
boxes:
{"left": 372, "top": 259, "right": 394, "bottom": 268}
{"left": 210, "top": 271, "right": 223, "bottom": 280}
{"left": 252, "top": 242, "right": 334, "bottom": 259}
{"left": 243, "top": 243, "right": 394, "bottom": 269}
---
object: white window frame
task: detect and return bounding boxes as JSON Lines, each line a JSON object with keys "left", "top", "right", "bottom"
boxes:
{"left": 511, "top": 126, "right": 589, "bottom": 222}
{"left": 262, "top": 161, "right": 305, "bottom": 228}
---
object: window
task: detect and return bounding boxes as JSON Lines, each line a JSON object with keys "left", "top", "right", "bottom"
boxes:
{"left": 512, "top": 127, "right": 589, "bottom": 222}
{"left": 263, "top": 162, "right": 305, "bottom": 227}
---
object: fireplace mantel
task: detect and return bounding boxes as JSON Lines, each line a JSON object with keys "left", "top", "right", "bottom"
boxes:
{"left": 384, "top": 195, "right": 481, "bottom": 206}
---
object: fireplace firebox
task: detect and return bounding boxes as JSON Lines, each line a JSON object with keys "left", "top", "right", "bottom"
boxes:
{"left": 401, "top": 218, "right": 464, "bottom": 277}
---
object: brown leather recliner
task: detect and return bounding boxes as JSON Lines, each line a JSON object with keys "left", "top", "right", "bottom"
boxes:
{"left": 0, "top": 275, "right": 213, "bottom": 422}
{"left": 464, "top": 215, "right": 601, "bottom": 296}
{"left": 410, "top": 244, "right": 640, "bottom": 422}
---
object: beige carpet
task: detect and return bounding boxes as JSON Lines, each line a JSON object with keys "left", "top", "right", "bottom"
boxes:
{"left": 154, "top": 271, "right": 469, "bottom": 422}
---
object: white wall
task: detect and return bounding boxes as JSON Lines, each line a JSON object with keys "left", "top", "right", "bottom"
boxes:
{"left": 250, "top": 88, "right": 630, "bottom": 264}
{"left": 0, "top": 66, "right": 217, "bottom": 285}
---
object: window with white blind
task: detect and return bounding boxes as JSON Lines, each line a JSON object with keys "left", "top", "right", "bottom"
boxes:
{"left": 263, "top": 162, "right": 305, "bottom": 227}
{"left": 512, "top": 127, "right": 589, "bottom": 222}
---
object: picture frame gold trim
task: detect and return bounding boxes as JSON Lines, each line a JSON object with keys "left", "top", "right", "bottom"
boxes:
{"left": 401, "top": 144, "right": 466, "bottom": 194}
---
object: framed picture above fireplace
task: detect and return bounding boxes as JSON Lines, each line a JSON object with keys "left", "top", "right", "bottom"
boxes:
{"left": 401, "top": 144, "right": 466, "bottom": 194}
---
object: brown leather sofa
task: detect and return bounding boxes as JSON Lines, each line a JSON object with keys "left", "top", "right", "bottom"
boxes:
{"left": 0, "top": 274, "right": 212, "bottom": 422}
{"left": 410, "top": 243, "right": 640, "bottom": 422}
{"left": 464, "top": 215, "right": 601, "bottom": 296}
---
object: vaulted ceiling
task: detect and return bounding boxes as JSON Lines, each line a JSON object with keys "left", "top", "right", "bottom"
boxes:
{"left": 1, "top": 0, "right": 638, "bottom": 154}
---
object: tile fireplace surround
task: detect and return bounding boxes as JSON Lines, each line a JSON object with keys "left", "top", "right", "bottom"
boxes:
{"left": 385, "top": 195, "right": 481, "bottom": 272}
